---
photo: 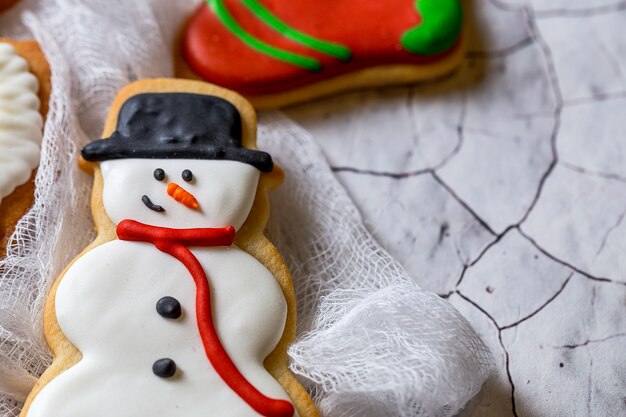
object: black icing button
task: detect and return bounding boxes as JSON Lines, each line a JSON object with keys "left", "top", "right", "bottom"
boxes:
{"left": 156, "top": 296, "right": 181, "bottom": 319}
{"left": 153, "top": 358, "right": 177, "bottom": 378}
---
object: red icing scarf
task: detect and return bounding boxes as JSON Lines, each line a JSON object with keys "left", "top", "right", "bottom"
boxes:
{"left": 117, "top": 219, "right": 294, "bottom": 417}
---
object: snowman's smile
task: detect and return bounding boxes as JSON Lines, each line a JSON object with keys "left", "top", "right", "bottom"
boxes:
{"left": 141, "top": 195, "right": 165, "bottom": 213}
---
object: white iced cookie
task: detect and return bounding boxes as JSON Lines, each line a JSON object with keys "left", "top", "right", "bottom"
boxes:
{"left": 22, "top": 84, "right": 317, "bottom": 417}
{"left": 100, "top": 159, "right": 260, "bottom": 230}
{"left": 27, "top": 156, "right": 291, "bottom": 417}
{"left": 0, "top": 42, "right": 42, "bottom": 203}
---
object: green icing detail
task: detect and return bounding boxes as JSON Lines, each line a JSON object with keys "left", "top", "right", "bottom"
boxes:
{"left": 401, "top": 0, "right": 463, "bottom": 56}
{"left": 241, "top": 0, "right": 351, "bottom": 61}
{"left": 208, "top": 0, "right": 321, "bottom": 71}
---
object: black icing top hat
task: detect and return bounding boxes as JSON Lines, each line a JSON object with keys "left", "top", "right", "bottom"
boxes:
{"left": 81, "top": 92, "right": 273, "bottom": 172}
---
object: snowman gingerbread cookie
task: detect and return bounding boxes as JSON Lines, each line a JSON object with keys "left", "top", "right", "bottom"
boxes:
{"left": 0, "top": 39, "right": 50, "bottom": 257}
{"left": 20, "top": 79, "right": 317, "bottom": 417}
{"left": 176, "top": 0, "right": 465, "bottom": 108}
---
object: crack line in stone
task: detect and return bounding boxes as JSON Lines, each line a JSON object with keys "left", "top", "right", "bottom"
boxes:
{"left": 515, "top": 8, "right": 563, "bottom": 226}
{"left": 331, "top": 98, "right": 466, "bottom": 180}
{"left": 596, "top": 41, "right": 626, "bottom": 88}
{"left": 454, "top": 225, "right": 516, "bottom": 287}
{"left": 466, "top": 37, "right": 534, "bottom": 59}
{"left": 534, "top": 1, "right": 626, "bottom": 19}
{"left": 561, "top": 161, "right": 626, "bottom": 184}
{"left": 450, "top": 9, "right": 624, "bottom": 414}
{"left": 431, "top": 172, "right": 497, "bottom": 235}
{"left": 513, "top": 110, "right": 554, "bottom": 119}
{"left": 595, "top": 208, "right": 626, "bottom": 256}
{"left": 499, "top": 273, "right": 573, "bottom": 330}
{"left": 406, "top": 85, "right": 421, "bottom": 157}
{"left": 457, "top": 262, "right": 574, "bottom": 332}
{"left": 326, "top": 5, "right": 621, "bottom": 414}
{"left": 519, "top": 229, "right": 626, "bottom": 286}
{"left": 438, "top": 96, "right": 467, "bottom": 168}
{"left": 456, "top": 290, "right": 519, "bottom": 417}
{"left": 587, "top": 353, "right": 593, "bottom": 415}
{"left": 563, "top": 90, "right": 626, "bottom": 108}
{"left": 334, "top": 9, "right": 562, "bottom": 238}
{"left": 552, "top": 333, "right": 626, "bottom": 349}
{"left": 461, "top": 126, "right": 505, "bottom": 139}
{"left": 488, "top": 0, "right": 526, "bottom": 13}
{"left": 456, "top": 268, "right": 577, "bottom": 416}
{"left": 331, "top": 166, "right": 431, "bottom": 179}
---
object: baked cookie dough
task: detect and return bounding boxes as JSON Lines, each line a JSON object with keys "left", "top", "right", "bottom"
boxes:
{"left": 0, "top": 0, "right": 20, "bottom": 13}
{"left": 176, "top": 0, "right": 465, "bottom": 108}
{"left": 20, "top": 79, "right": 318, "bottom": 417}
{"left": 0, "top": 39, "right": 50, "bottom": 257}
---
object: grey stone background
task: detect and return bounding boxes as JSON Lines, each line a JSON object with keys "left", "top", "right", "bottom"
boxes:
{"left": 285, "top": 1, "right": 626, "bottom": 416}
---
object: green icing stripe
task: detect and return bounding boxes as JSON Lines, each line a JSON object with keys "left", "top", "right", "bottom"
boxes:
{"left": 241, "top": 0, "right": 351, "bottom": 61}
{"left": 401, "top": 0, "right": 463, "bottom": 56}
{"left": 208, "top": 0, "right": 321, "bottom": 71}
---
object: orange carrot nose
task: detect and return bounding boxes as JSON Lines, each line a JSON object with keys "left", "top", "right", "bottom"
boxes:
{"left": 167, "top": 182, "right": 199, "bottom": 209}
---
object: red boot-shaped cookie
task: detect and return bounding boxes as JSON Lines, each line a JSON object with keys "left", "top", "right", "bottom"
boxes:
{"left": 178, "top": 0, "right": 464, "bottom": 108}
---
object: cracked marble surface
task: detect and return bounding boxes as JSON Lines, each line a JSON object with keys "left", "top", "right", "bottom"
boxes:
{"left": 285, "top": 0, "right": 626, "bottom": 415}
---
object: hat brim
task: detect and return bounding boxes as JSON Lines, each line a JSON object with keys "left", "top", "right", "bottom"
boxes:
{"left": 81, "top": 133, "right": 273, "bottom": 173}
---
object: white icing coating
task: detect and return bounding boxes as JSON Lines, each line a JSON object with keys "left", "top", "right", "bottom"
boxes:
{"left": 0, "top": 42, "right": 43, "bottom": 203}
{"left": 100, "top": 159, "right": 260, "bottom": 230}
{"left": 28, "top": 241, "right": 292, "bottom": 417}
{"left": 27, "top": 158, "right": 296, "bottom": 416}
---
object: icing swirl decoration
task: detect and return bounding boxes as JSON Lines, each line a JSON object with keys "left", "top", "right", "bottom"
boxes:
{"left": 208, "top": 0, "right": 323, "bottom": 71}
{"left": 402, "top": 0, "right": 463, "bottom": 55}
{"left": 0, "top": 42, "right": 43, "bottom": 203}
{"left": 206, "top": 0, "right": 461, "bottom": 69}
{"left": 207, "top": 0, "right": 351, "bottom": 71}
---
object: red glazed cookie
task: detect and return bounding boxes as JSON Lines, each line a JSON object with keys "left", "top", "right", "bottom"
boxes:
{"left": 177, "top": 0, "right": 464, "bottom": 108}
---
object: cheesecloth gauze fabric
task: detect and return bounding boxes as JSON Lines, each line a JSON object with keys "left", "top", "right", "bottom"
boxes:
{"left": 0, "top": 1, "right": 493, "bottom": 416}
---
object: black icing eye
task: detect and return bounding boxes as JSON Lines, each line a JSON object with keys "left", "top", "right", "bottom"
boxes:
{"left": 153, "top": 168, "right": 165, "bottom": 181}
{"left": 182, "top": 169, "right": 193, "bottom": 182}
